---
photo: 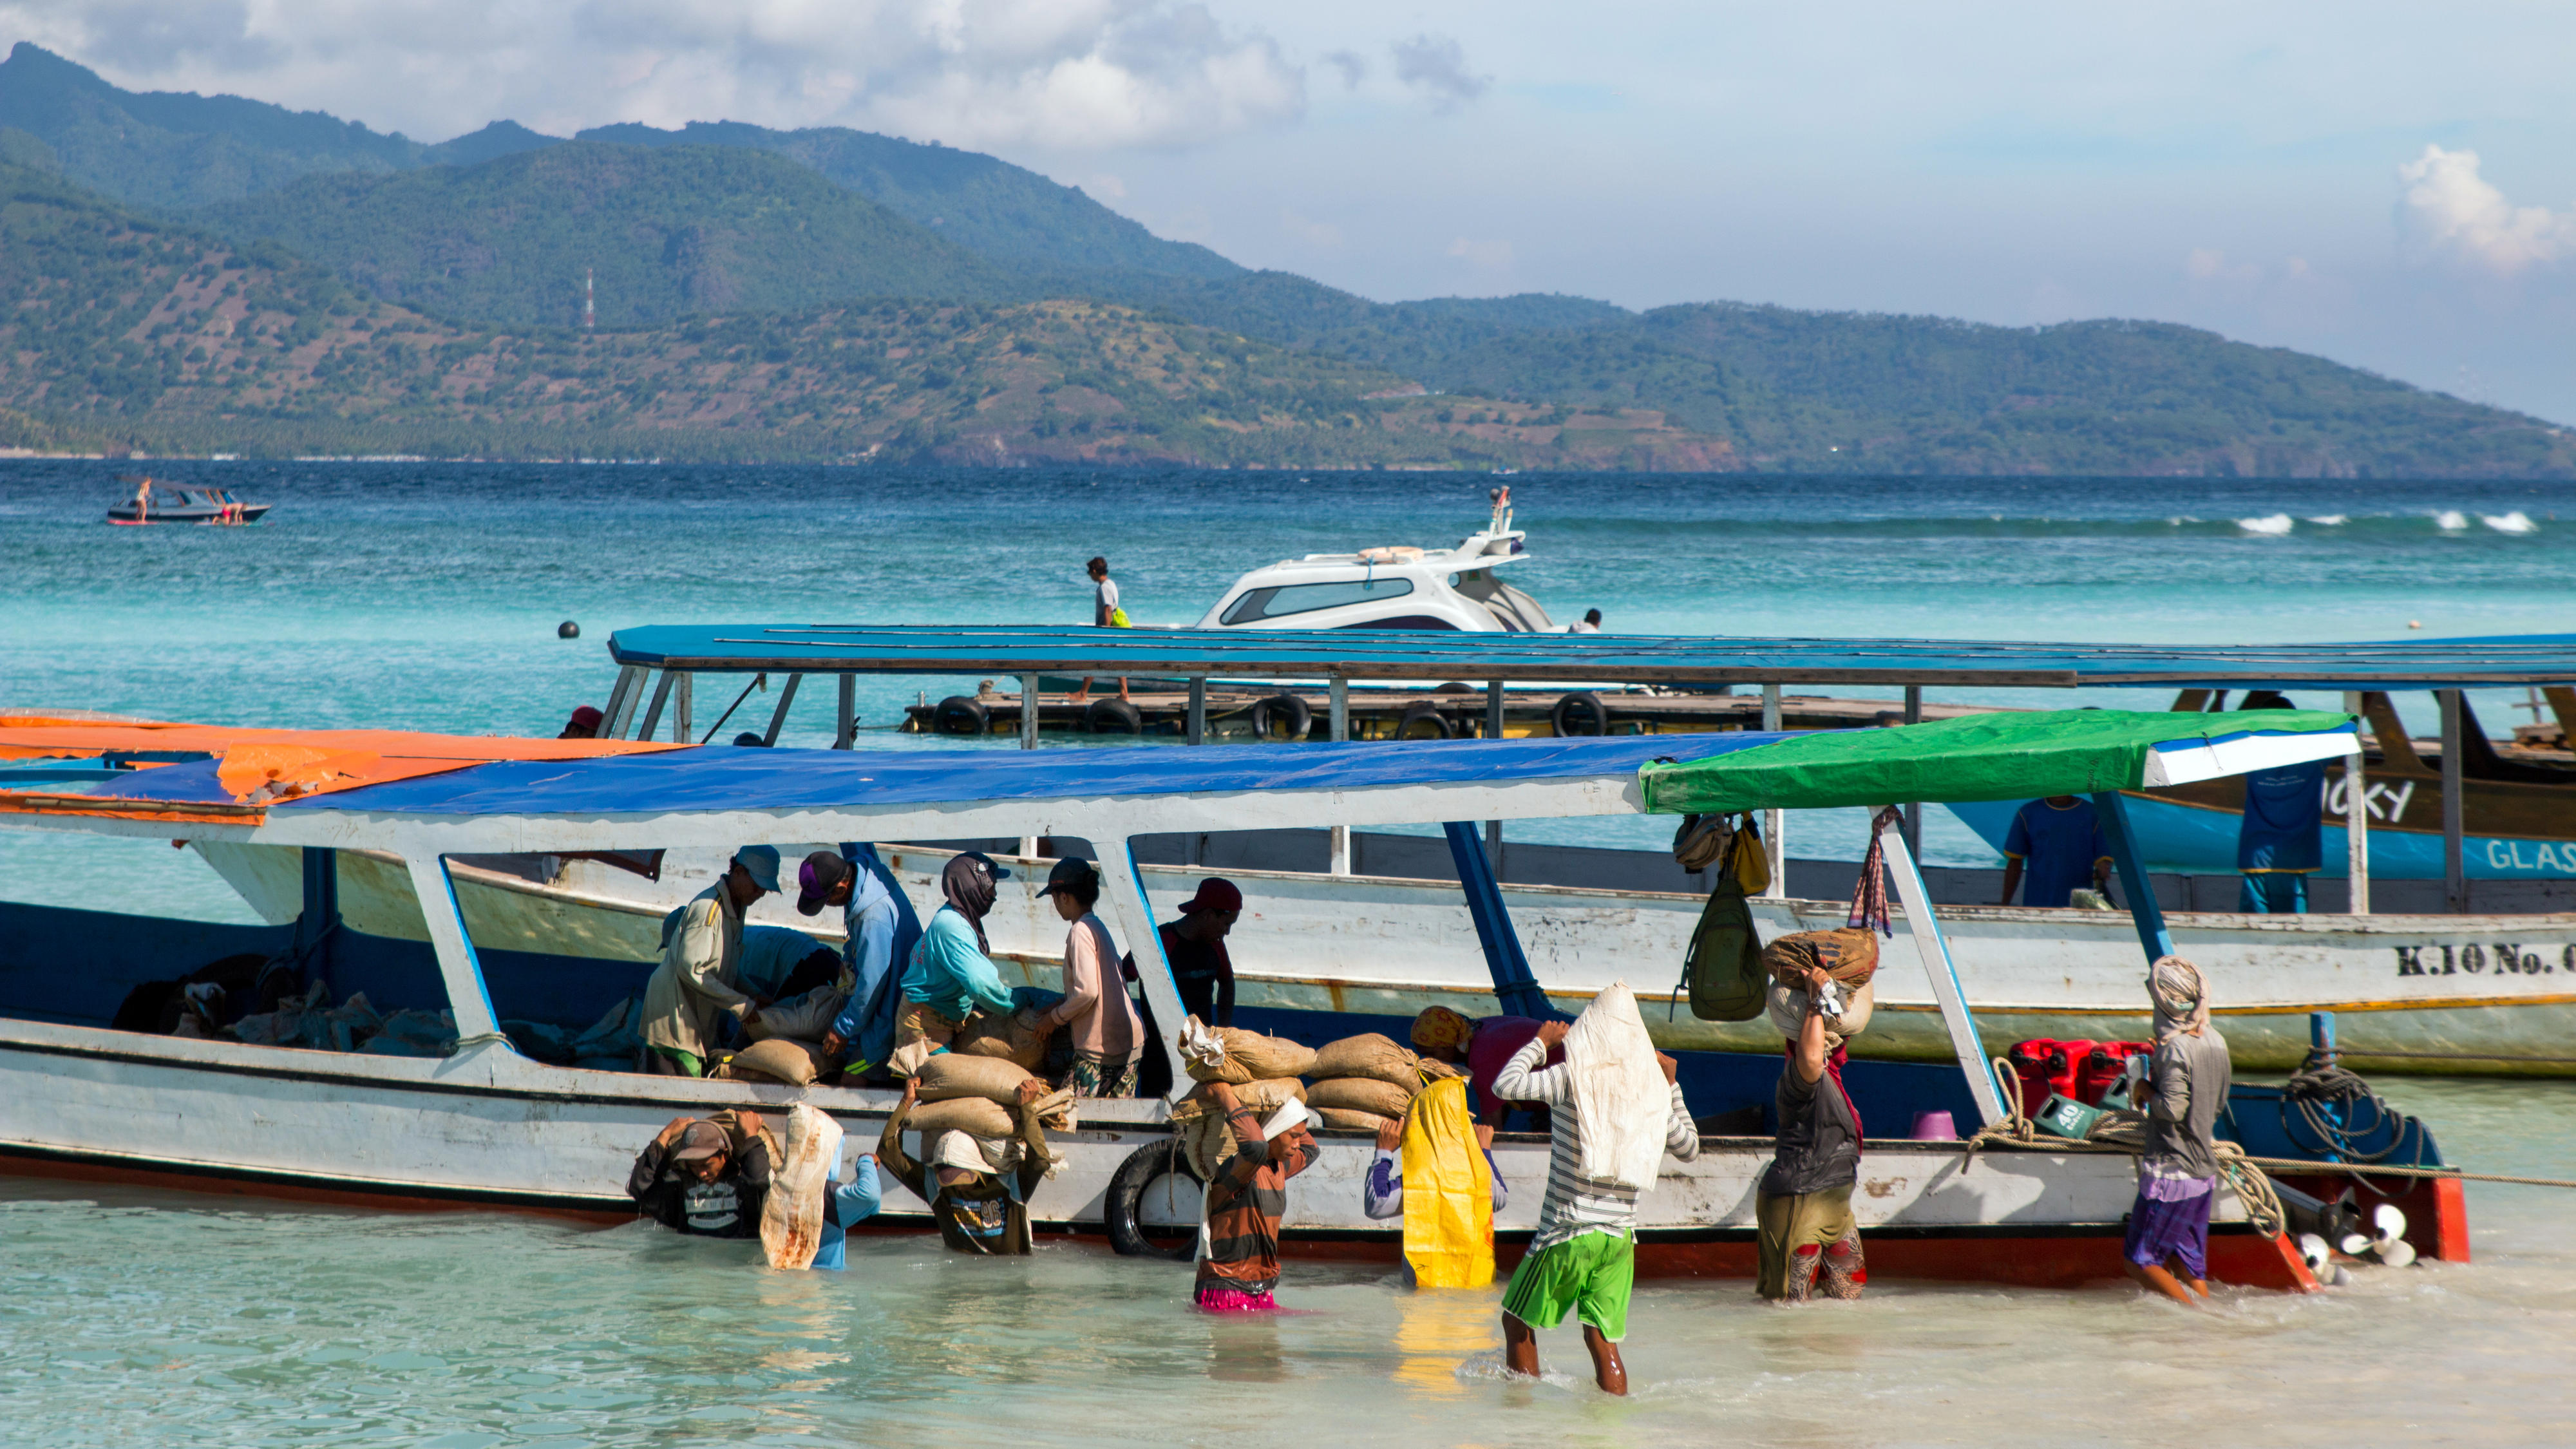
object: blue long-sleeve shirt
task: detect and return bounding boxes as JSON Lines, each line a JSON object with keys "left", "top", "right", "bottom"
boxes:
{"left": 828, "top": 868, "right": 905, "bottom": 1066}
{"left": 1361, "top": 1147, "right": 1508, "bottom": 1219}
{"left": 808, "top": 1155, "right": 883, "bottom": 1271}
{"left": 901, "top": 906, "right": 1017, "bottom": 1022}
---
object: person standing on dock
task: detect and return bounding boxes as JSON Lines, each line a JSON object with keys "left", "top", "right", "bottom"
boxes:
{"left": 2233, "top": 692, "right": 2324, "bottom": 914}
{"left": 1571, "top": 609, "right": 1604, "bottom": 634}
{"left": 1997, "top": 795, "right": 2112, "bottom": 907}
{"left": 1754, "top": 961, "right": 1865, "bottom": 1303}
{"left": 639, "top": 846, "right": 779, "bottom": 1076}
{"left": 1034, "top": 858, "right": 1144, "bottom": 1096}
{"left": 1492, "top": 983, "right": 1700, "bottom": 1397}
{"left": 894, "top": 853, "right": 1018, "bottom": 1059}
{"left": 1068, "top": 555, "right": 1131, "bottom": 705}
{"left": 2125, "top": 956, "right": 2231, "bottom": 1306}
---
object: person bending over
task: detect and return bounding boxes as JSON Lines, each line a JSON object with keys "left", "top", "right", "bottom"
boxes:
{"left": 877, "top": 1076, "right": 1056, "bottom": 1255}
{"left": 627, "top": 1110, "right": 774, "bottom": 1238}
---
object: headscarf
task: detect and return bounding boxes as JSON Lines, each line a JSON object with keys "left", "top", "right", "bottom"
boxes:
{"left": 2149, "top": 955, "right": 2211, "bottom": 1042}
{"left": 1410, "top": 1005, "right": 1475, "bottom": 1056}
{"left": 1562, "top": 982, "right": 1669, "bottom": 1189}
{"left": 940, "top": 854, "right": 999, "bottom": 952}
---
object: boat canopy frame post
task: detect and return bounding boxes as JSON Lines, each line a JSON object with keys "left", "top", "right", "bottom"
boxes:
{"left": 292, "top": 846, "right": 340, "bottom": 992}
{"left": 1482, "top": 681, "right": 1505, "bottom": 868}
{"left": 600, "top": 665, "right": 645, "bottom": 741}
{"left": 2090, "top": 790, "right": 2176, "bottom": 963}
{"left": 2343, "top": 690, "right": 2370, "bottom": 914}
{"left": 633, "top": 669, "right": 676, "bottom": 742}
{"left": 1328, "top": 674, "right": 1352, "bottom": 875}
{"left": 1874, "top": 815, "right": 2006, "bottom": 1126}
{"left": 761, "top": 673, "right": 802, "bottom": 748}
{"left": 1442, "top": 821, "right": 1550, "bottom": 1019}
{"left": 1018, "top": 674, "right": 1041, "bottom": 750}
{"left": 1186, "top": 677, "right": 1207, "bottom": 746}
{"left": 1901, "top": 685, "right": 1924, "bottom": 858}
{"left": 2441, "top": 688, "right": 2467, "bottom": 913}
{"left": 834, "top": 674, "right": 856, "bottom": 750}
{"left": 401, "top": 854, "right": 503, "bottom": 1045}
{"left": 1095, "top": 833, "right": 1197, "bottom": 1101}
{"left": 672, "top": 673, "right": 693, "bottom": 746}
{"left": 1759, "top": 684, "right": 1786, "bottom": 898}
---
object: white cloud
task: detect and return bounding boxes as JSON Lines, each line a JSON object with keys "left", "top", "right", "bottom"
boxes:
{"left": 2185, "top": 247, "right": 2256, "bottom": 282}
{"left": 1446, "top": 235, "right": 1510, "bottom": 272}
{"left": 2396, "top": 144, "right": 2576, "bottom": 275}
{"left": 0, "top": 0, "right": 1305, "bottom": 151}
{"left": 1390, "top": 32, "right": 1485, "bottom": 112}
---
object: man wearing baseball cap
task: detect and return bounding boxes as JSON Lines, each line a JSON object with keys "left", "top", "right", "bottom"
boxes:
{"left": 625, "top": 1110, "right": 775, "bottom": 1237}
{"left": 639, "top": 846, "right": 780, "bottom": 1076}
{"left": 1148, "top": 878, "right": 1243, "bottom": 1028}
{"left": 799, "top": 849, "right": 917, "bottom": 1077}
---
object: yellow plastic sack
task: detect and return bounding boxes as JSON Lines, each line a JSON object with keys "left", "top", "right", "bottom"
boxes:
{"left": 1730, "top": 816, "right": 1771, "bottom": 896}
{"left": 1399, "top": 1076, "right": 1494, "bottom": 1289}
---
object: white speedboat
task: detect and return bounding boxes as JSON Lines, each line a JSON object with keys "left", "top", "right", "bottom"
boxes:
{"left": 1194, "top": 488, "right": 1562, "bottom": 632}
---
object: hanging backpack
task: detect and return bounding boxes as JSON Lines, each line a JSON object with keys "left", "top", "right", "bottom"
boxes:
{"left": 1678, "top": 832, "right": 1768, "bottom": 1021}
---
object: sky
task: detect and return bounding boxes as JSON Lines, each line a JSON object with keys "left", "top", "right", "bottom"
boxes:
{"left": 6, "top": 1, "right": 2575, "bottom": 423}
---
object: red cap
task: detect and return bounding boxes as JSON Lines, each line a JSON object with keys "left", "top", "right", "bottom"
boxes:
{"left": 1178, "top": 878, "right": 1243, "bottom": 915}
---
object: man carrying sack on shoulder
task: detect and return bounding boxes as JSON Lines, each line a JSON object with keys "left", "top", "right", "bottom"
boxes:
{"left": 1756, "top": 961, "right": 1866, "bottom": 1303}
{"left": 1360, "top": 1074, "right": 1508, "bottom": 1288}
{"left": 1492, "top": 983, "right": 1698, "bottom": 1397}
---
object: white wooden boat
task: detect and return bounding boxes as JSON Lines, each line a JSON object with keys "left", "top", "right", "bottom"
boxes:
{"left": 0, "top": 711, "right": 2454, "bottom": 1286}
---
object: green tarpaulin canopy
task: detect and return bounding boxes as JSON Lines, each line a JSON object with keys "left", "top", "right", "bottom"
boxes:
{"left": 1637, "top": 708, "right": 2358, "bottom": 815}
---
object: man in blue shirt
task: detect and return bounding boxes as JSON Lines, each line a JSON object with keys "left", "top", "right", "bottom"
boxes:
{"left": 1998, "top": 796, "right": 2113, "bottom": 907}
{"left": 800, "top": 849, "right": 920, "bottom": 1077}
{"left": 2237, "top": 762, "right": 2325, "bottom": 913}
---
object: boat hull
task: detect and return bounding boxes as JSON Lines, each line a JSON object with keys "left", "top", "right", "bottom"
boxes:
{"left": 191, "top": 841, "right": 2576, "bottom": 1075}
{"left": 0, "top": 1021, "right": 2333, "bottom": 1287}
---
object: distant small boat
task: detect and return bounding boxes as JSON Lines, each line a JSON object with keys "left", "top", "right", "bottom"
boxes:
{"left": 106, "top": 477, "right": 270, "bottom": 526}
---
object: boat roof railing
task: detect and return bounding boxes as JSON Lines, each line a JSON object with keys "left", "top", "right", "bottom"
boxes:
{"left": 605, "top": 624, "right": 2576, "bottom": 690}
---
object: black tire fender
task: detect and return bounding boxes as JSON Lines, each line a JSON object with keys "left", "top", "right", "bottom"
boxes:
{"left": 933, "top": 696, "right": 989, "bottom": 735}
{"left": 1105, "top": 1139, "right": 1202, "bottom": 1260}
{"left": 1083, "top": 696, "right": 1144, "bottom": 735}
{"left": 1395, "top": 700, "right": 1455, "bottom": 739}
{"left": 1551, "top": 690, "right": 1609, "bottom": 737}
{"left": 1249, "top": 692, "right": 1312, "bottom": 742}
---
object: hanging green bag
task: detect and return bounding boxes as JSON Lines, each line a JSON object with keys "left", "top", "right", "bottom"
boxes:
{"left": 1680, "top": 865, "right": 1767, "bottom": 1021}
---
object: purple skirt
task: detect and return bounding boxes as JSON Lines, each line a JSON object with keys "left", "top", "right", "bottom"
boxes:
{"left": 2123, "top": 1185, "right": 2213, "bottom": 1279}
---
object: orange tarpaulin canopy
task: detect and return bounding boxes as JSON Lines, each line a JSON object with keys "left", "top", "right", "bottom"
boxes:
{"left": 0, "top": 718, "right": 688, "bottom": 824}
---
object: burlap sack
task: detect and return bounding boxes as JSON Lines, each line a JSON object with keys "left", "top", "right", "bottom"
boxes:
{"left": 952, "top": 1012, "right": 1047, "bottom": 1071}
{"left": 1313, "top": 1106, "right": 1395, "bottom": 1132}
{"left": 1761, "top": 927, "right": 1880, "bottom": 989}
{"left": 746, "top": 987, "right": 848, "bottom": 1043}
{"left": 1417, "top": 1057, "right": 1465, "bottom": 1082}
{"left": 1306, "top": 1075, "right": 1413, "bottom": 1119}
{"left": 1763, "top": 977, "right": 1875, "bottom": 1041}
{"left": 760, "top": 1103, "right": 841, "bottom": 1271}
{"left": 724, "top": 1038, "right": 826, "bottom": 1086}
{"left": 905, "top": 1095, "right": 1015, "bottom": 1138}
{"left": 915, "top": 1052, "right": 1040, "bottom": 1104}
{"left": 1173, "top": 1078, "right": 1307, "bottom": 1180}
{"left": 1309, "top": 1033, "right": 1419, "bottom": 1088}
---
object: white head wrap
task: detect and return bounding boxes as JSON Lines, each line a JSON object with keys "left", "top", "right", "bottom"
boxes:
{"left": 2149, "top": 956, "right": 2211, "bottom": 1042}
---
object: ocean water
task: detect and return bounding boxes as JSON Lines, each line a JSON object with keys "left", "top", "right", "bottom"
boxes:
{"left": 1, "top": 464, "right": 2571, "bottom": 922}
{"left": 7, "top": 466, "right": 2576, "bottom": 1445}
{"left": 3, "top": 1075, "right": 2571, "bottom": 1446}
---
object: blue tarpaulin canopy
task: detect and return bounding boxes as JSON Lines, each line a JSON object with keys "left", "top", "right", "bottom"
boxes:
{"left": 604, "top": 624, "right": 2576, "bottom": 688}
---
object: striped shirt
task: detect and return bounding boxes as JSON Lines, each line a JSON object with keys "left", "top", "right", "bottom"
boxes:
{"left": 1493, "top": 1036, "right": 1700, "bottom": 1250}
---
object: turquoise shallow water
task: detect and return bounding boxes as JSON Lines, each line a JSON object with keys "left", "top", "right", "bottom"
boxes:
{"left": 3, "top": 1077, "right": 2571, "bottom": 1447}
{"left": 1, "top": 462, "right": 2569, "bottom": 921}
{"left": 5, "top": 466, "right": 2576, "bottom": 1444}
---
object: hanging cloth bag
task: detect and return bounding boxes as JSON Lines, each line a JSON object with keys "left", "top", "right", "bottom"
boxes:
{"left": 1678, "top": 827, "right": 1768, "bottom": 1022}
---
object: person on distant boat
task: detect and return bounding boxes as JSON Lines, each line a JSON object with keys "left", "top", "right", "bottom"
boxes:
{"left": 1571, "top": 609, "right": 1604, "bottom": 634}
{"left": 893, "top": 853, "right": 1018, "bottom": 1059}
{"left": 1030, "top": 858, "right": 1143, "bottom": 1096}
{"left": 1410, "top": 1005, "right": 1561, "bottom": 1129}
{"left": 805, "top": 850, "right": 917, "bottom": 1080}
{"left": 558, "top": 705, "right": 603, "bottom": 739}
{"left": 1194, "top": 1079, "right": 1319, "bottom": 1311}
{"left": 1134, "top": 877, "right": 1242, "bottom": 1028}
{"left": 639, "top": 846, "right": 779, "bottom": 1076}
{"left": 2125, "top": 956, "right": 2231, "bottom": 1307}
{"left": 626, "top": 1110, "right": 774, "bottom": 1237}
{"left": 2233, "top": 691, "right": 2323, "bottom": 914}
{"left": 1068, "top": 554, "right": 1131, "bottom": 705}
{"left": 1996, "top": 796, "right": 2112, "bottom": 907}
{"left": 876, "top": 1075, "right": 1057, "bottom": 1255}
{"left": 1754, "top": 960, "right": 1866, "bottom": 1304}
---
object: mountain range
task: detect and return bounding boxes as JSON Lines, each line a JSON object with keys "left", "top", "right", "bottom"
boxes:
{"left": 0, "top": 41, "right": 2565, "bottom": 475}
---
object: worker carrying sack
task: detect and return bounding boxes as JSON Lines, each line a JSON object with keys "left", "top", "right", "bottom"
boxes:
{"left": 1678, "top": 842, "right": 1766, "bottom": 1021}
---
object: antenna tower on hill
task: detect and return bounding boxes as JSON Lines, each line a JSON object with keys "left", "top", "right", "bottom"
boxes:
{"left": 583, "top": 268, "right": 595, "bottom": 330}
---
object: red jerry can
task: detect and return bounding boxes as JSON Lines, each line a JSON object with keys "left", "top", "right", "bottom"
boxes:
{"left": 2005, "top": 1039, "right": 2090, "bottom": 1119}
{"left": 2076, "top": 1041, "right": 2153, "bottom": 1105}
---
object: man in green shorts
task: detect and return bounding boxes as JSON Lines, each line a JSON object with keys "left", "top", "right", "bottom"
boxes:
{"left": 1489, "top": 984, "right": 1700, "bottom": 1396}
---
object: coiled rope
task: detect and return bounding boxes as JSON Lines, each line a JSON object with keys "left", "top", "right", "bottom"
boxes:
{"left": 2280, "top": 1050, "right": 2424, "bottom": 1165}
{"left": 1965, "top": 1057, "right": 2286, "bottom": 1238}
